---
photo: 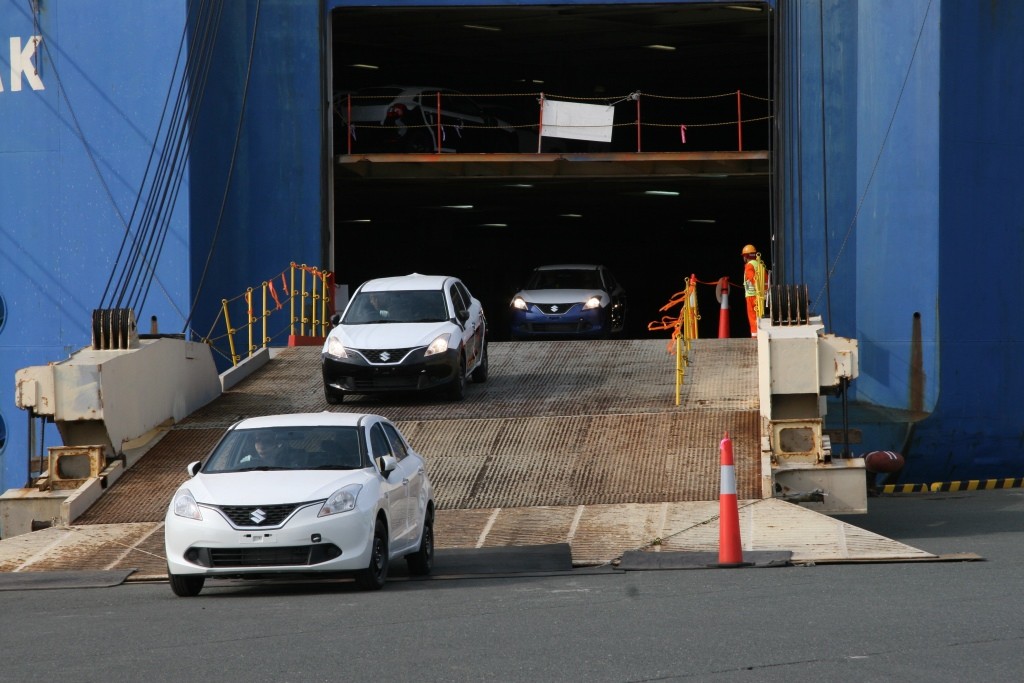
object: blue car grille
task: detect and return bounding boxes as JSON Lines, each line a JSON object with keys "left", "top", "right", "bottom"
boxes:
{"left": 358, "top": 347, "right": 415, "bottom": 364}
{"left": 534, "top": 302, "right": 580, "bottom": 315}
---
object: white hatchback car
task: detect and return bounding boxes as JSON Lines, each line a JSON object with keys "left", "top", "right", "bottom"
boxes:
{"left": 322, "top": 273, "right": 488, "bottom": 403}
{"left": 339, "top": 85, "right": 519, "bottom": 154}
{"left": 164, "top": 412, "right": 435, "bottom": 596}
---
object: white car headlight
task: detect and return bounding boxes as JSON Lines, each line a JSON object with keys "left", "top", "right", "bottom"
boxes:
{"left": 172, "top": 489, "right": 202, "bottom": 520}
{"left": 583, "top": 296, "right": 603, "bottom": 310}
{"left": 425, "top": 333, "right": 451, "bottom": 357}
{"left": 511, "top": 296, "right": 527, "bottom": 311}
{"left": 318, "top": 483, "right": 362, "bottom": 517}
{"left": 325, "top": 336, "right": 348, "bottom": 359}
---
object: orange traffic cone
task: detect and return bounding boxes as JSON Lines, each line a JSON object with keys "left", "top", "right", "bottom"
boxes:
{"left": 716, "top": 277, "right": 730, "bottom": 338}
{"left": 718, "top": 433, "right": 748, "bottom": 567}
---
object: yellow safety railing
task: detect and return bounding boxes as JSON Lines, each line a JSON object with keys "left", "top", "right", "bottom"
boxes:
{"left": 647, "top": 275, "right": 700, "bottom": 405}
{"left": 202, "top": 263, "right": 334, "bottom": 367}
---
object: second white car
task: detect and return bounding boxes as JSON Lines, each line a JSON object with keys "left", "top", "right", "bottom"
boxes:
{"left": 322, "top": 272, "right": 488, "bottom": 403}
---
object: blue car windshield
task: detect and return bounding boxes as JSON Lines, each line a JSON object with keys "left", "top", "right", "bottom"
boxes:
{"left": 202, "top": 426, "right": 364, "bottom": 472}
{"left": 527, "top": 269, "right": 602, "bottom": 290}
{"left": 342, "top": 289, "right": 448, "bottom": 324}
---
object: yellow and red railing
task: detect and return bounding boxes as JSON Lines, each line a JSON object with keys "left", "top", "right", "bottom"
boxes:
{"left": 203, "top": 262, "right": 334, "bottom": 367}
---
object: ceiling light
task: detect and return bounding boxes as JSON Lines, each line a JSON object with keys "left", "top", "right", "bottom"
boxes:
{"left": 645, "top": 44, "right": 676, "bottom": 51}
{"left": 481, "top": 223, "right": 507, "bottom": 228}
{"left": 688, "top": 219, "right": 717, "bottom": 224}
{"left": 505, "top": 183, "right": 534, "bottom": 188}
{"left": 464, "top": 24, "right": 501, "bottom": 32}
{"left": 644, "top": 190, "right": 679, "bottom": 196}
{"left": 442, "top": 205, "right": 473, "bottom": 210}
{"left": 341, "top": 218, "right": 372, "bottom": 223}
{"left": 349, "top": 63, "right": 378, "bottom": 70}
{"left": 560, "top": 213, "right": 582, "bottom": 218}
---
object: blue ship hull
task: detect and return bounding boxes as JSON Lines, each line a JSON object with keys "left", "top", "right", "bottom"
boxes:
{"left": 0, "top": 0, "right": 1020, "bottom": 493}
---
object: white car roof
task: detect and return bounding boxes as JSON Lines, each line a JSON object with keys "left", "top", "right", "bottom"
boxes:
{"left": 359, "top": 273, "right": 453, "bottom": 292}
{"left": 230, "top": 412, "right": 373, "bottom": 430}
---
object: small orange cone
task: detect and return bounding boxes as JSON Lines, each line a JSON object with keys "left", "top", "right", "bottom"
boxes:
{"left": 718, "top": 433, "right": 748, "bottom": 567}
{"left": 716, "top": 277, "right": 730, "bottom": 338}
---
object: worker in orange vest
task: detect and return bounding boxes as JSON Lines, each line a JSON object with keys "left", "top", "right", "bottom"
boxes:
{"left": 741, "top": 244, "right": 765, "bottom": 337}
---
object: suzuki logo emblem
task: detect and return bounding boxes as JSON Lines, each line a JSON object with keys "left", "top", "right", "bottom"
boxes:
{"left": 380, "top": 351, "right": 391, "bottom": 362}
{"left": 549, "top": 305, "right": 560, "bottom": 313}
{"left": 250, "top": 508, "right": 267, "bottom": 524}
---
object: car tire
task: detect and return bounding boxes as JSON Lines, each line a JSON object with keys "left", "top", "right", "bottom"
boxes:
{"left": 324, "top": 385, "right": 344, "bottom": 404}
{"left": 406, "top": 509, "right": 434, "bottom": 576}
{"left": 168, "top": 566, "right": 205, "bottom": 597}
{"left": 447, "top": 355, "right": 466, "bottom": 401}
{"left": 354, "top": 518, "right": 389, "bottom": 591}
{"left": 471, "top": 342, "right": 489, "bottom": 383}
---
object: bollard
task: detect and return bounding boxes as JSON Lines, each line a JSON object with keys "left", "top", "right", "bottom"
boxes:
{"left": 717, "top": 277, "right": 730, "bottom": 338}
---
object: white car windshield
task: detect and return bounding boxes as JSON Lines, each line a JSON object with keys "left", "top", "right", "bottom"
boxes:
{"left": 202, "top": 426, "right": 364, "bottom": 473}
{"left": 342, "top": 289, "right": 449, "bottom": 324}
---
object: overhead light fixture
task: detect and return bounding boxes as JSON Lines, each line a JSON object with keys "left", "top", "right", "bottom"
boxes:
{"left": 464, "top": 24, "right": 501, "bottom": 32}
{"left": 644, "top": 190, "right": 679, "bottom": 196}
{"left": 481, "top": 223, "right": 507, "bottom": 228}
{"left": 350, "top": 63, "right": 378, "bottom": 70}
{"left": 341, "top": 218, "right": 372, "bottom": 223}
{"left": 645, "top": 44, "right": 676, "bottom": 51}
{"left": 560, "top": 213, "right": 582, "bottom": 218}
{"left": 442, "top": 205, "right": 474, "bottom": 209}
{"left": 688, "top": 219, "right": 717, "bottom": 224}
{"left": 505, "top": 183, "right": 534, "bottom": 188}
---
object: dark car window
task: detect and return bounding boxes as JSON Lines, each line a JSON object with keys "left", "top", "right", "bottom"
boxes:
{"left": 449, "top": 283, "right": 467, "bottom": 314}
{"left": 382, "top": 422, "right": 410, "bottom": 461}
{"left": 369, "top": 423, "right": 393, "bottom": 460}
{"left": 343, "top": 289, "right": 447, "bottom": 324}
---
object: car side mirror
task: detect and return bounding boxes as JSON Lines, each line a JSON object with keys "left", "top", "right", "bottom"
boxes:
{"left": 377, "top": 454, "right": 398, "bottom": 476}
{"left": 186, "top": 461, "right": 201, "bottom": 477}
{"left": 330, "top": 313, "right": 342, "bottom": 326}
{"left": 456, "top": 308, "right": 470, "bottom": 323}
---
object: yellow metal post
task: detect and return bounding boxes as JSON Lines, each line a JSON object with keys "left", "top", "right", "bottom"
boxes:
{"left": 222, "top": 299, "right": 239, "bottom": 366}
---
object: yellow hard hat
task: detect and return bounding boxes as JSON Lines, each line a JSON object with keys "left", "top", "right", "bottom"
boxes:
{"left": 741, "top": 244, "right": 757, "bottom": 256}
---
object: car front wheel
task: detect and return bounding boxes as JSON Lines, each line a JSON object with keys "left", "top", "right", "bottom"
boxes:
{"left": 471, "top": 342, "right": 488, "bottom": 383}
{"left": 354, "top": 519, "right": 389, "bottom": 590}
{"left": 447, "top": 355, "right": 467, "bottom": 401}
{"left": 168, "top": 566, "right": 205, "bottom": 597}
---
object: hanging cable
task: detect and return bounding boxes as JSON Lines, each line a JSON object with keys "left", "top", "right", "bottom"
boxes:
{"left": 102, "top": 0, "right": 225, "bottom": 322}
{"left": 183, "top": 0, "right": 263, "bottom": 335}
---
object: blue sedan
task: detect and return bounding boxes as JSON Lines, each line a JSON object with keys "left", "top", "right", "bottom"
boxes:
{"left": 509, "top": 264, "right": 627, "bottom": 340}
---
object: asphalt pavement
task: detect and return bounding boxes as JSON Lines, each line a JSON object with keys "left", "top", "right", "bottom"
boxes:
{"left": 1, "top": 489, "right": 1022, "bottom": 683}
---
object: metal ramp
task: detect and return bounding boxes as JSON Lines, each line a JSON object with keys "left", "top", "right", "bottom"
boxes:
{"left": 0, "top": 339, "right": 940, "bottom": 579}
